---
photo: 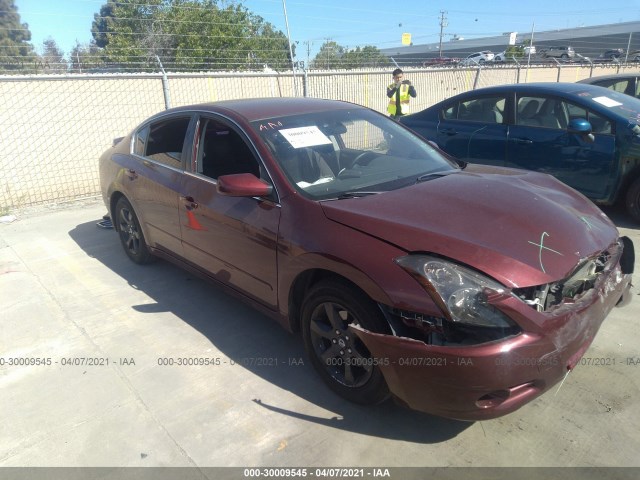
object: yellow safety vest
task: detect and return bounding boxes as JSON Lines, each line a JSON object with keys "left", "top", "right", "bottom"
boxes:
{"left": 387, "top": 83, "right": 412, "bottom": 116}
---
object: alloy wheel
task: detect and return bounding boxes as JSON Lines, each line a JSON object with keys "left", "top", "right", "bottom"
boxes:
{"left": 308, "top": 301, "right": 373, "bottom": 388}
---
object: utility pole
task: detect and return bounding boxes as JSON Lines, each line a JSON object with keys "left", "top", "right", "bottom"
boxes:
{"left": 325, "top": 37, "right": 332, "bottom": 69}
{"left": 282, "top": 0, "right": 298, "bottom": 96}
{"left": 438, "top": 11, "right": 448, "bottom": 58}
{"left": 304, "top": 41, "right": 312, "bottom": 69}
{"left": 527, "top": 21, "right": 535, "bottom": 67}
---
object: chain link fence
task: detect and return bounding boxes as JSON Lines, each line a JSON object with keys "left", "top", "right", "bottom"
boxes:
{"left": 0, "top": 63, "right": 635, "bottom": 211}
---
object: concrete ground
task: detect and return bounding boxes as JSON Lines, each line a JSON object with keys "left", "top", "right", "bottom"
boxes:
{"left": 1, "top": 199, "right": 639, "bottom": 472}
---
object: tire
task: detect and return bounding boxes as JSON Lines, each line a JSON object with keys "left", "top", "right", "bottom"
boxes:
{"left": 301, "top": 279, "right": 390, "bottom": 405}
{"left": 625, "top": 177, "right": 640, "bottom": 223}
{"left": 561, "top": 54, "right": 568, "bottom": 59}
{"left": 114, "top": 196, "right": 153, "bottom": 264}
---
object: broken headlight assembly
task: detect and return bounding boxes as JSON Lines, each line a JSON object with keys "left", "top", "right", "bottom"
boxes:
{"left": 395, "top": 255, "right": 521, "bottom": 345}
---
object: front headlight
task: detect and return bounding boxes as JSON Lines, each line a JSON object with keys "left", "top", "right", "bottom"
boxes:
{"left": 396, "top": 255, "right": 517, "bottom": 329}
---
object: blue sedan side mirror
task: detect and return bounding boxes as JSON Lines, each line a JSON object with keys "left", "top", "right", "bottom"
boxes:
{"left": 568, "top": 118, "right": 592, "bottom": 134}
{"left": 568, "top": 118, "right": 594, "bottom": 142}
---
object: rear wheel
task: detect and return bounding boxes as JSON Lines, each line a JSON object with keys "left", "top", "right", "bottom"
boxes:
{"left": 561, "top": 54, "right": 569, "bottom": 59}
{"left": 625, "top": 177, "right": 640, "bottom": 223}
{"left": 301, "top": 280, "right": 390, "bottom": 405}
{"left": 115, "top": 197, "right": 153, "bottom": 264}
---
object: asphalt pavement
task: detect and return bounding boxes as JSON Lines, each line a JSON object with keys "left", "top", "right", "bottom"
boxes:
{"left": 1, "top": 199, "right": 639, "bottom": 478}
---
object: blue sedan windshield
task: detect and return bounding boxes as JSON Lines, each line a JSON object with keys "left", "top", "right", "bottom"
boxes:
{"left": 578, "top": 88, "right": 640, "bottom": 123}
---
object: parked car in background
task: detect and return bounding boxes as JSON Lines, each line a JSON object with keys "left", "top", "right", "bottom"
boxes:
{"left": 493, "top": 50, "right": 512, "bottom": 62}
{"left": 99, "top": 97, "right": 634, "bottom": 420}
{"left": 459, "top": 50, "right": 494, "bottom": 65}
{"left": 399, "top": 82, "right": 640, "bottom": 222}
{"left": 422, "top": 56, "right": 459, "bottom": 67}
{"left": 494, "top": 45, "right": 537, "bottom": 62}
{"left": 627, "top": 50, "right": 640, "bottom": 61}
{"left": 578, "top": 74, "right": 640, "bottom": 100}
{"left": 540, "top": 46, "right": 575, "bottom": 59}
{"left": 598, "top": 48, "right": 624, "bottom": 60}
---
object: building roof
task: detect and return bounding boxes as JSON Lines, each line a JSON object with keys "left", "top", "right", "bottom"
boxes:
{"left": 381, "top": 21, "right": 640, "bottom": 65}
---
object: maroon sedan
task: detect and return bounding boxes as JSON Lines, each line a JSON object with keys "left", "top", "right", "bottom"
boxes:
{"left": 99, "top": 98, "right": 634, "bottom": 420}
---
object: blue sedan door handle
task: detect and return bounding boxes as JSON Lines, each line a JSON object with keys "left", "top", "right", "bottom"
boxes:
{"left": 438, "top": 128, "right": 458, "bottom": 136}
{"left": 512, "top": 137, "right": 534, "bottom": 145}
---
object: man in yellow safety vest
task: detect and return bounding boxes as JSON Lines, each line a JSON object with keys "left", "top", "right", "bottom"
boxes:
{"left": 386, "top": 68, "right": 417, "bottom": 119}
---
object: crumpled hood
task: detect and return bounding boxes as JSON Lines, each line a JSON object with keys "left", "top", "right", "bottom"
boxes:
{"left": 321, "top": 166, "right": 619, "bottom": 288}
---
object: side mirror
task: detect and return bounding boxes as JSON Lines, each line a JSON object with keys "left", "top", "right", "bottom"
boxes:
{"left": 568, "top": 118, "right": 592, "bottom": 134}
{"left": 568, "top": 118, "right": 595, "bottom": 142}
{"left": 217, "top": 173, "right": 273, "bottom": 197}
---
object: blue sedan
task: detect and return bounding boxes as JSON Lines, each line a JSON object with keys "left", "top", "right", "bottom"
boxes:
{"left": 400, "top": 82, "right": 640, "bottom": 222}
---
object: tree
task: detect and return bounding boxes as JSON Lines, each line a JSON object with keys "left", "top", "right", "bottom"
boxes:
{"left": 0, "top": 0, "right": 37, "bottom": 72}
{"left": 69, "top": 41, "right": 107, "bottom": 73}
{"left": 39, "top": 37, "right": 67, "bottom": 73}
{"left": 312, "top": 41, "right": 344, "bottom": 69}
{"left": 91, "top": 0, "right": 164, "bottom": 71}
{"left": 91, "top": 0, "right": 120, "bottom": 49}
{"left": 91, "top": 0, "right": 292, "bottom": 72}
{"left": 341, "top": 46, "right": 390, "bottom": 69}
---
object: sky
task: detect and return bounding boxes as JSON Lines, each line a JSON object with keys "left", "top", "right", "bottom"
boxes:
{"left": 13, "top": 0, "right": 640, "bottom": 61}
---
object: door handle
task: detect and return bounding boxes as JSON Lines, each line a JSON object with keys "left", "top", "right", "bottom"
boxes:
{"left": 180, "top": 195, "right": 199, "bottom": 209}
{"left": 512, "top": 138, "right": 533, "bottom": 145}
{"left": 438, "top": 128, "right": 458, "bottom": 136}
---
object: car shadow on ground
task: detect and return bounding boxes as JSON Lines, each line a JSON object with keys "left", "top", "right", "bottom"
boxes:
{"left": 69, "top": 219, "right": 472, "bottom": 443}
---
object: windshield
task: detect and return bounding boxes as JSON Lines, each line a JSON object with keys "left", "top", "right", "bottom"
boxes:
{"left": 579, "top": 88, "right": 640, "bottom": 123}
{"left": 251, "top": 107, "right": 458, "bottom": 200}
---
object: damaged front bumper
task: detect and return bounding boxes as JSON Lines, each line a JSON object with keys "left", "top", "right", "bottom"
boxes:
{"left": 350, "top": 256, "right": 634, "bottom": 421}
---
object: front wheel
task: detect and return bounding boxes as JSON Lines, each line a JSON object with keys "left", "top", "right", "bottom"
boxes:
{"left": 625, "top": 177, "right": 640, "bottom": 223}
{"left": 301, "top": 280, "right": 390, "bottom": 405}
{"left": 115, "top": 196, "right": 154, "bottom": 264}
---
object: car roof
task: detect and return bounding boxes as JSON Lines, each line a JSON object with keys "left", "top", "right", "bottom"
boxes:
{"left": 452, "top": 82, "right": 614, "bottom": 96}
{"left": 149, "top": 97, "right": 361, "bottom": 123}
{"left": 578, "top": 74, "right": 639, "bottom": 84}
{"left": 427, "top": 82, "right": 640, "bottom": 122}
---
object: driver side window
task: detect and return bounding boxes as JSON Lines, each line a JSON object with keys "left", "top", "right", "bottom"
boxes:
{"left": 195, "top": 118, "right": 261, "bottom": 180}
{"left": 566, "top": 103, "right": 612, "bottom": 134}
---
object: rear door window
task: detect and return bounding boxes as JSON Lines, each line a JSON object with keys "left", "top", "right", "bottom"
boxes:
{"left": 455, "top": 96, "right": 505, "bottom": 124}
{"left": 135, "top": 116, "right": 191, "bottom": 169}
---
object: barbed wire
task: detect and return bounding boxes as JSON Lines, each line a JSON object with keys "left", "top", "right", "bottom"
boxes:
{"left": 5, "top": 1, "right": 632, "bottom": 49}
{"left": 2, "top": 1, "right": 637, "bottom": 73}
